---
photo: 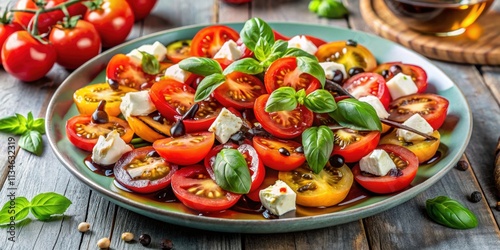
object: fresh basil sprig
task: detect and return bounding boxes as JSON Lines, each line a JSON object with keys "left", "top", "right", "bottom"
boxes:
{"left": 0, "top": 192, "right": 72, "bottom": 226}
{"left": 193, "top": 73, "right": 226, "bottom": 102}
{"left": 179, "top": 57, "right": 223, "bottom": 76}
{"left": 265, "top": 87, "right": 298, "bottom": 112}
{"left": 139, "top": 51, "right": 160, "bottom": 75}
{"left": 0, "top": 112, "right": 45, "bottom": 155}
{"left": 426, "top": 196, "right": 478, "bottom": 229}
{"left": 240, "top": 17, "right": 274, "bottom": 61}
{"left": 223, "top": 58, "right": 264, "bottom": 75}
{"left": 265, "top": 87, "right": 336, "bottom": 114}
{"left": 329, "top": 98, "right": 381, "bottom": 131}
{"left": 213, "top": 149, "right": 251, "bottom": 194}
{"left": 302, "top": 126, "right": 335, "bottom": 173}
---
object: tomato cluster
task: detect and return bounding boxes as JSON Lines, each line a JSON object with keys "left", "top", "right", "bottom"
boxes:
{"left": 0, "top": 0, "right": 158, "bottom": 82}
{"left": 65, "top": 22, "right": 450, "bottom": 214}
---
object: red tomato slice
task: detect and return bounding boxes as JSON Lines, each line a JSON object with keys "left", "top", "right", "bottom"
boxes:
{"left": 273, "top": 30, "right": 290, "bottom": 41}
{"left": 106, "top": 54, "right": 156, "bottom": 89}
{"left": 343, "top": 72, "right": 391, "bottom": 108}
{"left": 352, "top": 144, "right": 419, "bottom": 194}
{"left": 388, "top": 93, "right": 449, "bottom": 130}
{"left": 264, "top": 57, "right": 321, "bottom": 94}
{"left": 190, "top": 25, "right": 240, "bottom": 58}
{"left": 254, "top": 94, "right": 314, "bottom": 139}
{"left": 66, "top": 115, "right": 133, "bottom": 152}
{"left": 331, "top": 129, "right": 381, "bottom": 163}
{"left": 252, "top": 136, "right": 305, "bottom": 171}
{"left": 153, "top": 132, "right": 215, "bottom": 165}
{"left": 213, "top": 72, "right": 267, "bottom": 110}
{"left": 171, "top": 165, "right": 242, "bottom": 213}
{"left": 303, "top": 35, "right": 327, "bottom": 48}
{"left": 373, "top": 62, "right": 428, "bottom": 93}
{"left": 114, "top": 146, "right": 178, "bottom": 194}
{"left": 246, "top": 168, "right": 279, "bottom": 202}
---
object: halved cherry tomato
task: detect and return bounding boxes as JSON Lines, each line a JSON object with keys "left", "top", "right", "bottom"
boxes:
{"left": 264, "top": 57, "right": 321, "bottom": 94}
{"left": 106, "top": 54, "right": 156, "bottom": 89}
{"left": 73, "top": 83, "right": 137, "bottom": 116}
{"left": 273, "top": 30, "right": 290, "bottom": 41}
{"left": 373, "top": 62, "right": 428, "bottom": 93}
{"left": 279, "top": 163, "right": 353, "bottom": 207}
{"left": 213, "top": 72, "right": 267, "bottom": 110}
{"left": 352, "top": 144, "right": 419, "bottom": 194}
{"left": 153, "top": 132, "right": 215, "bottom": 165}
{"left": 380, "top": 130, "right": 441, "bottom": 163}
{"left": 190, "top": 25, "right": 240, "bottom": 58}
{"left": 166, "top": 39, "right": 191, "bottom": 63}
{"left": 126, "top": 111, "right": 174, "bottom": 143}
{"left": 343, "top": 72, "right": 391, "bottom": 108}
{"left": 331, "top": 129, "right": 380, "bottom": 163}
{"left": 388, "top": 93, "right": 449, "bottom": 130}
{"left": 114, "top": 146, "right": 178, "bottom": 194}
{"left": 254, "top": 94, "right": 314, "bottom": 139}
{"left": 171, "top": 165, "right": 242, "bottom": 212}
{"left": 315, "top": 40, "right": 377, "bottom": 73}
{"left": 66, "top": 115, "right": 134, "bottom": 151}
{"left": 252, "top": 136, "right": 305, "bottom": 171}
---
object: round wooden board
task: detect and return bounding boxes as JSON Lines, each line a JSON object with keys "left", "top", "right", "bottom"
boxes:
{"left": 359, "top": 0, "right": 500, "bottom": 65}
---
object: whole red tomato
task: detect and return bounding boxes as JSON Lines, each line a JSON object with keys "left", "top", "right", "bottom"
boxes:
{"left": 1, "top": 30, "right": 56, "bottom": 82}
{"left": 223, "top": 0, "right": 252, "bottom": 4}
{"left": 84, "top": 0, "right": 134, "bottom": 48}
{"left": 0, "top": 22, "right": 23, "bottom": 62}
{"left": 13, "top": 0, "right": 87, "bottom": 34}
{"left": 49, "top": 19, "right": 101, "bottom": 69}
{"left": 125, "top": 0, "right": 158, "bottom": 21}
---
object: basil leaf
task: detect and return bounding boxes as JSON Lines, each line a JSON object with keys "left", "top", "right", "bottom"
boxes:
{"left": 194, "top": 73, "right": 226, "bottom": 102}
{"left": 426, "top": 196, "right": 478, "bottom": 229}
{"left": 240, "top": 17, "right": 274, "bottom": 54}
{"left": 31, "top": 118, "right": 45, "bottom": 135}
{"left": 26, "top": 112, "right": 34, "bottom": 129}
{"left": 179, "top": 57, "right": 223, "bottom": 76}
{"left": 0, "top": 197, "right": 30, "bottom": 225}
{"left": 296, "top": 56, "right": 326, "bottom": 87}
{"left": 223, "top": 58, "right": 264, "bottom": 75}
{"left": 317, "top": 0, "right": 348, "bottom": 19}
{"left": 283, "top": 48, "right": 317, "bottom": 60}
{"left": 329, "top": 98, "right": 381, "bottom": 131}
{"left": 304, "top": 89, "right": 337, "bottom": 113}
{"left": 261, "top": 40, "right": 288, "bottom": 67}
{"left": 309, "top": 0, "right": 321, "bottom": 13}
{"left": 213, "top": 149, "right": 251, "bottom": 194}
{"left": 302, "top": 126, "right": 334, "bottom": 174}
{"left": 19, "top": 130, "right": 43, "bottom": 156}
{"left": 265, "top": 87, "right": 298, "bottom": 112}
{"left": 296, "top": 89, "right": 307, "bottom": 106}
{"left": 140, "top": 51, "right": 160, "bottom": 75}
{"left": 30, "top": 192, "right": 72, "bottom": 221}
{"left": 0, "top": 114, "right": 27, "bottom": 135}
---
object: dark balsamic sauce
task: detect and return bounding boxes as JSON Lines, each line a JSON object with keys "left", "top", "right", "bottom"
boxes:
{"left": 84, "top": 155, "right": 114, "bottom": 177}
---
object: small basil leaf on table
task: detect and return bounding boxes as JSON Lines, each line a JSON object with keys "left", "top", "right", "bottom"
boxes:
{"left": 194, "top": 73, "right": 226, "bottom": 102}
{"left": 213, "top": 149, "right": 251, "bottom": 194}
{"left": 179, "top": 57, "right": 223, "bottom": 76}
{"left": 140, "top": 51, "right": 160, "bottom": 75}
{"left": 0, "top": 197, "right": 30, "bottom": 225}
{"left": 265, "top": 87, "right": 298, "bottom": 112}
{"left": 302, "top": 125, "right": 334, "bottom": 173}
{"left": 0, "top": 114, "right": 28, "bottom": 135}
{"left": 304, "top": 89, "right": 337, "bottom": 113}
{"left": 426, "top": 196, "right": 478, "bottom": 229}
{"left": 30, "top": 192, "right": 72, "bottom": 221}
{"left": 19, "top": 130, "right": 43, "bottom": 156}
{"left": 329, "top": 98, "right": 382, "bottom": 131}
{"left": 223, "top": 58, "right": 264, "bottom": 75}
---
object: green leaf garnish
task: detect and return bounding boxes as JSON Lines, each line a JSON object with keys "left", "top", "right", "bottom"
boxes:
{"left": 302, "top": 126, "right": 335, "bottom": 173}
{"left": 223, "top": 58, "right": 264, "bottom": 75}
{"left": 265, "top": 87, "right": 298, "bottom": 112}
{"left": 194, "top": 73, "right": 226, "bottom": 102}
{"left": 329, "top": 98, "right": 381, "bottom": 131}
{"left": 296, "top": 56, "right": 326, "bottom": 87}
{"left": 426, "top": 196, "right": 478, "bottom": 229}
{"left": 30, "top": 192, "right": 72, "bottom": 221}
{"left": 0, "top": 114, "right": 27, "bottom": 135}
{"left": 0, "top": 197, "right": 30, "bottom": 225}
{"left": 19, "top": 130, "right": 43, "bottom": 156}
{"left": 213, "top": 149, "right": 251, "bottom": 194}
{"left": 240, "top": 17, "right": 274, "bottom": 54}
{"left": 304, "top": 89, "right": 337, "bottom": 113}
{"left": 139, "top": 51, "right": 160, "bottom": 75}
{"left": 179, "top": 57, "right": 223, "bottom": 76}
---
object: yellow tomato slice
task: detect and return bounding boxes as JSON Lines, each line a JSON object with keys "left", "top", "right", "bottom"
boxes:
{"left": 73, "top": 83, "right": 137, "bottom": 116}
{"left": 379, "top": 130, "right": 441, "bottom": 163}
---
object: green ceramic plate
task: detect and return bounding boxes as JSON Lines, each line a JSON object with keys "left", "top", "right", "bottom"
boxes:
{"left": 46, "top": 22, "right": 472, "bottom": 233}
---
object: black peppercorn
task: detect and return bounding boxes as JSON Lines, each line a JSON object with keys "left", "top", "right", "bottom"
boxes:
{"left": 160, "top": 238, "right": 174, "bottom": 250}
{"left": 469, "top": 191, "right": 482, "bottom": 203}
{"left": 329, "top": 155, "right": 345, "bottom": 168}
{"left": 139, "top": 234, "right": 152, "bottom": 246}
{"left": 456, "top": 160, "right": 469, "bottom": 171}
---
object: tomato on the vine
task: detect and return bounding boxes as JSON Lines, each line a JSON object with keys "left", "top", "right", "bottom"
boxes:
{"left": 49, "top": 19, "right": 102, "bottom": 69}
{"left": 0, "top": 22, "right": 23, "bottom": 61}
{"left": 153, "top": 132, "right": 215, "bottom": 165}
{"left": 252, "top": 136, "right": 305, "bottom": 171}
{"left": 84, "top": 0, "right": 134, "bottom": 48}
{"left": 331, "top": 129, "right": 380, "bottom": 163}
{"left": 190, "top": 25, "right": 240, "bottom": 58}
{"left": 213, "top": 71, "right": 267, "bottom": 110}
{"left": 264, "top": 57, "right": 321, "bottom": 94}
{"left": 125, "top": 0, "right": 158, "bottom": 21}
{"left": 1, "top": 31, "right": 56, "bottom": 82}
{"left": 343, "top": 72, "right": 391, "bottom": 108}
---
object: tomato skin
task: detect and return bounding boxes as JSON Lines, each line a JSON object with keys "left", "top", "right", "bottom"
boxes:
{"left": 252, "top": 136, "right": 305, "bottom": 171}
{"left": 153, "top": 132, "right": 215, "bottom": 165}
{"left": 106, "top": 53, "right": 155, "bottom": 89}
{"left": 73, "top": 83, "right": 137, "bottom": 116}
{"left": 265, "top": 57, "right": 321, "bottom": 95}
{"left": 1, "top": 31, "right": 56, "bottom": 82}
{"left": 213, "top": 72, "right": 267, "bottom": 110}
{"left": 388, "top": 93, "right": 449, "bottom": 130}
{"left": 352, "top": 144, "right": 419, "bottom": 194}
{"left": 125, "top": 0, "right": 158, "bottom": 21}
{"left": 373, "top": 62, "right": 428, "bottom": 93}
{"left": 316, "top": 40, "right": 377, "bottom": 73}
{"left": 223, "top": 0, "right": 252, "bottom": 4}
{"left": 343, "top": 72, "right": 391, "bottom": 108}
{"left": 303, "top": 35, "right": 327, "bottom": 48}
{"left": 49, "top": 20, "right": 102, "bottom": 70}
{"left": 0, "top": 22, "right": 23, "bottom": 62}
{"left": 380, "top": 130, "right": 441, "bottom": 163}
{"left": 190, "top": 25, "right": 240, "bottom": 58}
{"left": 114, "top": 146, "right": 178, "bottom": 194}
{"left": 171, "top": 165, "right": 242, "bottom": 212}
{"left": 84, "top": 0, "right": 135, "bottom": 48}
{"left": 254, "top": 94, "right": 314, "bottom": 139}
{"left": 331, "top": 130, "right": 381, "bottom": 163}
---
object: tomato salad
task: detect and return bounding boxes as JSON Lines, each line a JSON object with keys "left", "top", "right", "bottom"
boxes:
{"left": 66, "top": 18, "right": 449, "bottom": 217}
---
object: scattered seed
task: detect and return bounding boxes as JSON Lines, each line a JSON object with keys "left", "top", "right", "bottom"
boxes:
{"left": 469, "top": 191, "right": 482, "bottom": 203}
{"left": 97, "top": 237, "right": 110, "bottom": 249}
{"left": 160, "top": 238, "right": 174, "bottom": 250}
{"left": 121, "top": 232, "right": 134, "bottom": 242}
{"left": 139, "top": 234, "right": 152, "bottom": 246}
{"left": 456, "top": 160, "right": 469, "bottom": 171}
{"left": 77, "top": 222, "right": 90, "bottom": 232}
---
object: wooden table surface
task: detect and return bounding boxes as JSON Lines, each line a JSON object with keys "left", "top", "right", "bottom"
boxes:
{"left": 1, "top": 0, "right": 500, "bottom": 249}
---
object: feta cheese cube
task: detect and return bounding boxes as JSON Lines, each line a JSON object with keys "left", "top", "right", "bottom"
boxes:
{"left": 164, "top": 64, "right": 192, "bottom": 83}
{"left": 386, "top": 73, "right": 418, "bottom": 100}
{"left": 259, "top": 180, "right": 296, "bottom": 216}
{"left": 120, "top": 91, "right": 156, "bottom": 119}
{"left": 396, "top": 114, "right": 434, "bottom": 142}
{"left": 287, "top": 35, "right": 318, "bottom": 55}
{"left": 91, "top": 130, "right": 133, "bottom": 166}
{"left": 320, "top": 62, "right": 347, "bottom": 81}
{"left": 208, "top": 108, "right": 243, "bottom": 144}
{"left": 213, "top": 40, "right": 243, "bottom": 61}
{"left": 126, "top": 41, "right": 167, "bottom": 64}
{"left": 359, "top": 95, "right": 390, "bottom": 119}
{"left": 359, "top": 149, "right": 397, "bottom": 176}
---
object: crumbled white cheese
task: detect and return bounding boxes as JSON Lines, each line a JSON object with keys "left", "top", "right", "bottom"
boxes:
{"left": 259, "top": 180, "right": 296, "bottom": 216}
{"left": 164, "top": 64, "right": 192, "bottom": 83}
{"left": 91, "top": 130, "right": 132, "bottom": 166}
{"left": 127, "top": 41, "right": 167, "bottom": 64}
{"left": 359, "top": 149, "right": 396, "bottom": 176}
{"left": 208, "top": 108, "right": 243, "bottom": 144}
{"left": 120, "top": 91, "right": 156, "bottom": 119}
{"left": 386, "top": 72, "right": 418, "bottom": 100}
{"left": 213, "top": 40, "right": 243, "bottom": 61}
{"left": 320, "top": 62, "right": 347, "bottom": 81}
{"left": 359, "top": 95, "right": 390, "bottom": 119}
{"left": 287, "top": 35, "right": 318, "bottom": 55}
{"left": 396, "top": 113, "right": 434, "bottom": 142}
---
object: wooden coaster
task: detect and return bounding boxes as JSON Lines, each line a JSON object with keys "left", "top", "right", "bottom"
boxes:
{"left": 360, "top": 0, "right": 500, "bottom": 65}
